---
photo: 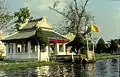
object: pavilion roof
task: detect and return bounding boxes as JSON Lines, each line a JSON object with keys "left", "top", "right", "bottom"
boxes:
{"left": 2, "top": 16, "right": 69, "bottom": 43}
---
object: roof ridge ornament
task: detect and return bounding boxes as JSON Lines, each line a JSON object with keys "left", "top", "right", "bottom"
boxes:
{"left": 36, "top": 16, "right": 53, "bottom": 30}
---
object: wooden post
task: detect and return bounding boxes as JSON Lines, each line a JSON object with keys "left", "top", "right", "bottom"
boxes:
{"left": 72, "top": 52, "right": 74, "bottom": 62}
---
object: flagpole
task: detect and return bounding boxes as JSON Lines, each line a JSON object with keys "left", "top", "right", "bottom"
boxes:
{"left": 87, "top": 34, "right": 89, "bottom": 52}
{"left": 91, "top": 21, "right": 96, "bottom": 61}
{"left": 92, "top": 30, "right": 95, "bottom": 60}
{"left": 91, "top": 23, "right": 100, "bottom": 61}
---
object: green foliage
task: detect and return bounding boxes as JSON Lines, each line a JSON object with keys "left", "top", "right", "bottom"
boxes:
{"left": 14, "top": 7, "right": 33, "bottom": 30}
{"left": 73, "top": 34, "right": 86, "bottom": 48}
{"left": 110, "top": 40, "right": 118, "bottom": 48}
{"left": 0, "top": 61, "right": 62, "bottom": 70}
{"left": 35, "top": 28, "right": 49, "bottom": 46}
{"left": 95, "top": 53, "right": 120, "bottom": 60}
{"left": 15, "top": 23, "right": 20, "bottom": 31}
{"left": 14, "top": 7, "right": 30, "bottom": 23}
{"left": 67, "top": 34, "right": 86, "bottom": 53}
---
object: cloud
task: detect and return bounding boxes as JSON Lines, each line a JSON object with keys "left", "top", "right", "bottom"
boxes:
{"left": 7, "top": 0, "right": 120, "bottom": 41}
{"left": 24, "top": 0, "right": 53, "bottom": 11}
{"left": 23, "top": 0, "right": 65, "bottom": 26}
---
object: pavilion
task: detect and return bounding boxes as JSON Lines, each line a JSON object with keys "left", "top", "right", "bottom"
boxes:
{"left": 2, "top": 16, "right": 69, "bottom": 61}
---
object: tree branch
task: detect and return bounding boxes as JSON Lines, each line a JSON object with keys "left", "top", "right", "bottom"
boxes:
{"left": 74, "top": 0, "right": 79, "bottom": 20}
{"left": 79, "top": 0, "right": 89, "bottom": 20}
{"left": 77, "top": 0, "right": 89, "bottom": 34}
{"left": 49, "top": 6, "right": 73, "bottom": 22}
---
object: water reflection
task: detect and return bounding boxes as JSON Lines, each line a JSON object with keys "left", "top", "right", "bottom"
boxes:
{"left": 95, "top": 58, "right": 119, "bottom": 77}
{"left": 0, "top": 58, "right": 119, "bottom": 77}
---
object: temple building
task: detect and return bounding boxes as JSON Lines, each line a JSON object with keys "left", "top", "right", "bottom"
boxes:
{"left": 2, "top": 16, "right": 69, "bottom": 61}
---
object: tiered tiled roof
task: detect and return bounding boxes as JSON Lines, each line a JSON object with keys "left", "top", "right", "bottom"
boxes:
{"left": 2, "top": 16, "right": 69, "bottom": 43}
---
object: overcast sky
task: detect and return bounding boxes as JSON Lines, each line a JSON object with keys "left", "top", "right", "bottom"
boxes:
{"left": 6, "top": 0, "right": 120, "bottom": 41}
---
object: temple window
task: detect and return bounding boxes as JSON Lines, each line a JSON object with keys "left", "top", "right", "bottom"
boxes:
{"left": 50, "top": 43, "right": 55, "bottom": 53}
{"left": 59, "top": 44, "right": 63, "bottom": 52}
{"left": 17, "top": 44, "right": 22, "bottom": 53}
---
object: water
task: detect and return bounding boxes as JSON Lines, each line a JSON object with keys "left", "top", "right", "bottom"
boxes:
{"left": 0, "top": 58, "right": 119, "bottom": 77}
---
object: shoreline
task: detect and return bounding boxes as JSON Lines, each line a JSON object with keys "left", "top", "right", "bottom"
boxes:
{"left": 95, "top": 53, "right": 120, "bottom": 61}
{"left": 0, "top": 54, "right": 120, "bottom": 70}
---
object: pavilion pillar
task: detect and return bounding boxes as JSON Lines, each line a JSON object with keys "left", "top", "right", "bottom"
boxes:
{"left": 62, "top": 43, "right": 66, "bottom": 55}
{"left": 45, "top": 46, "right": 49, "bottom": 61}
{"left": 5, "top": 43, "right": 8, "bottom": 57}
{"left": 27, "top": 41, "right": 31, "bottom": 59}
{"left": 13, "top": 43, "right": 16, "bottom": 58}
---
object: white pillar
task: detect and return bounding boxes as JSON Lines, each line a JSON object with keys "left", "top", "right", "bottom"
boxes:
{"left": 27, "top": 41, "right": 31, "bottom": 59}
{"left": 55, "top": 43, "right": 59, "bottom": 55}
{"left": 36, "top": 45, "right": 38, "bottom": 57}
{"left": 37, "top": 43, "right": 40, "bottom": 61}
{"left": 5, "top": 43, "right": 9, "bottom": 58}
{"left": 13, "top": 43, "right": 16, "bottom": 58}
{"left": 45, "top": 46, "right": 49, "bottom": 61}
{"left": 63, "top": 43, "right": 66, "bottom": 55}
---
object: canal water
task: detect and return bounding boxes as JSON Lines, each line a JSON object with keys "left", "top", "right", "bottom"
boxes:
{"left": 0, "top": 58, "right": 119, "bottom": 77}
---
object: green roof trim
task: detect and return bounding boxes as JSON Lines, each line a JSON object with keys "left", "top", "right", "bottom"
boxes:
{"left": 3, "top": 30, "right": 36, "bottom": 41}
{"left": 45, "top": 31, "right": 67, "bottom": 40}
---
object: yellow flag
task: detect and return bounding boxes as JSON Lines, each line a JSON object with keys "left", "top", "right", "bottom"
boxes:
{"left": 91, "top": 24, "right": 100, "bottom": 32}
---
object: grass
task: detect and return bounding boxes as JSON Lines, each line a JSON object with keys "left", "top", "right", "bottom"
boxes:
{"left": 95, "top": 53, "right": 120, "bottom": 61}
{"left": 81, "top": 53, "right": 120, "bottom": 61}
{"left": 0, "top": 61, "right": 63, "bottom": 70}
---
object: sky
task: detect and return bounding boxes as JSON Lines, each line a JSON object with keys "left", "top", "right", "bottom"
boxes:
{"left": 6, "top": 0, "right": 120, "bottom": 41}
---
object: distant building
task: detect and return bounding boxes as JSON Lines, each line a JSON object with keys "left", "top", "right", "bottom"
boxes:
{"left": 2, "top": 16, "right": 69, "bottom": 61}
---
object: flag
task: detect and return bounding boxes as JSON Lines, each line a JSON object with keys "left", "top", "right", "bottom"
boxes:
{"left": 91, "top": 24, "right": 100, "bottom": 32}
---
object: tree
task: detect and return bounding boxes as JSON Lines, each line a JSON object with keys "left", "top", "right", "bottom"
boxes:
{"left": 49, "top": 0, "right": 93, "bottom": 53}
{"left": 35, "top": 28, "right": 49, "bottom": 46}
{"left": 49, "top": 0, "right": 93, "bottom": 34}
{"left": 0, "top": 0, "right": 13, "bottom": 32}
{"left": 67, "top": 34, "right": 86, "bottom": 54}
{"left": 14, "top": 7, "right": 33, "bottom": 30}
{"left": 109, "top": 40, "right": 118, "bottom": 54}
{"left": 96, "top": 38, "right": 107, "bottom": 54}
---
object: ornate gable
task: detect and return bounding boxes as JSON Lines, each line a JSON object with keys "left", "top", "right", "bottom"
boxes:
{"left": 36, "top": 16, "right": 53, "bottom": 29}
{"left": 20, "top": 16, "right": 53, "bottom": 32}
